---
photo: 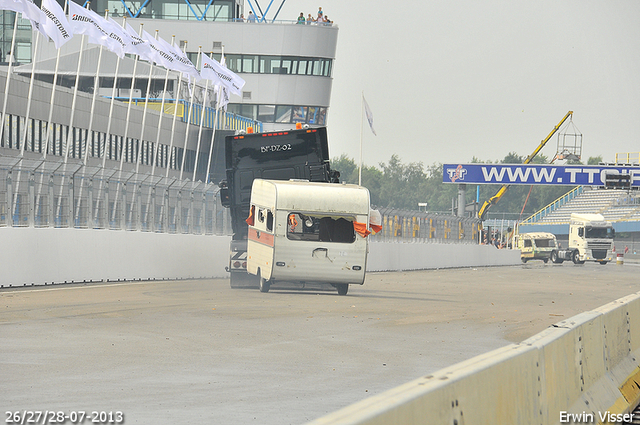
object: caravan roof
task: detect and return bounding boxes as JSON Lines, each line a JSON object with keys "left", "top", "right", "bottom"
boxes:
{"left": 251, "top": 179, "right": 370, "bottom": 215}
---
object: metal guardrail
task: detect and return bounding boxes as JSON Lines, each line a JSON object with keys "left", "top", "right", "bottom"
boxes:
{"left": 0, "top": 156, "right": 232, "bottom": 235}
{"left": 0, "top": 159, "right": 479, "bottom": 245}
{"left": 372, "top": 207, "right": 482, "bottom": 244}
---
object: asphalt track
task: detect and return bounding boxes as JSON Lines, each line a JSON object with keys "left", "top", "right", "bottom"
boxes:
{"left": 2, "top": 259, "right": 640, "bottom": 425}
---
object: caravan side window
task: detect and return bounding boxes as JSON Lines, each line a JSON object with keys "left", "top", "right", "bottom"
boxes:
{"left": 286, "top": 213, "right": 355, "bottom": 243}
{"left": 266, "top": 211, "right": 274, "bottom": 231}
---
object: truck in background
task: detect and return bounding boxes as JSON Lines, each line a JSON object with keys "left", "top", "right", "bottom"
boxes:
{"left": 219, "top": 126, "right": 340, "bottom": 288}
{"left": 246, "top": 179, "right": 373, "bottom": 295}
{"left": 550, "top": 213, "right": 615, "bottom": 265}
{"left": 513, "top": 232, "right": 559, "bottom": 263}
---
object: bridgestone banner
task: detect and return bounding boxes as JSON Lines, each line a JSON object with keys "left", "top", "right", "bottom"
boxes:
{"left": 68, "top": 1, "right": 126, "bottom": 58}
{"left": 41, "top": 0, "right": 73, "bottom": 49}
{"left": 442, "top": 164, "right": 640, "bottom": 187}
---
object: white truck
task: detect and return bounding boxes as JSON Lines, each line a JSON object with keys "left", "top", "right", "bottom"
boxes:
{"left": 246, "top": 179, "right": 377, "bottom": 295}
{"left": 550, "top": 213, "right": 615, "bottom": 265}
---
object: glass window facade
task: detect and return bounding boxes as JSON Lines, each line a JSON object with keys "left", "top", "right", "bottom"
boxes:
{"left": 224, "top": 54, "right": 332, "bottom": 77}
{"left": 0, "top": 12, "right": 34, "bottom": 65}
{"left": 96, "top": 0, "right": 234, "bottom": 21}
{"left": 187, "top": 53, "right": 332, "bottom": 77}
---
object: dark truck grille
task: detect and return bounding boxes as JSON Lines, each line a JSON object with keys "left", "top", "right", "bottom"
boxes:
{"left": 588, "top": 241, "right": 611, "bottom": 259}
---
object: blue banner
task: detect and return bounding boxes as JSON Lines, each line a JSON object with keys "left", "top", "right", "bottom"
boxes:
{"left": 442, "top": 164, "right": 640, "bottom": 187}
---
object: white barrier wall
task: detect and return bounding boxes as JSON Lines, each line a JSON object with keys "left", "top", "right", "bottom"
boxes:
{"left": 0, "top": 228, "right": 520, "bottom": 287}
{"left": 306, "top": 293, "right": 640, "bottom": 425}
{"left": 367, "top": 241, "right": 520, "bottom": 271}
{"left": 0, "top": 227, "right": 230, "bottom": 286}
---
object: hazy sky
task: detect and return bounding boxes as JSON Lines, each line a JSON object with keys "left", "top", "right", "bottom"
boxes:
{"left": 272, "top": 1, "right": 640, "bottom": 167}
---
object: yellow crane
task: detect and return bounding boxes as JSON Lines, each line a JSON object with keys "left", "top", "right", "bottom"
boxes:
{"left": 477, "top": 111, "right": 574, "bottom": 221}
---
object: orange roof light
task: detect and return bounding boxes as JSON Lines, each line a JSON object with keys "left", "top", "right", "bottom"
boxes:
{"left": 247, "top": 127, "right": 254, "bottom": 134}
{"left": 295, "top": 123, "right": 302, "bottom": 129}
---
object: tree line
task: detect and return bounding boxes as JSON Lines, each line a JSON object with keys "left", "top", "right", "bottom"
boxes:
{"left": 331, "top": 153, "right": 603, "bottom": 220}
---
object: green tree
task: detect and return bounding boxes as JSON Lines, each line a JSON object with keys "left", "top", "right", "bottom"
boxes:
{"left": 587, "top": 155, "right": 603, "bottom": 165}
{"left": 331, "top": 155, "right": 384, "bottom": 206}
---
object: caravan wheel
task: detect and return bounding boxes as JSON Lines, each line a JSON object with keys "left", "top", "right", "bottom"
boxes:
{"left": 336, "top": 284, "right": 348, "bottom": 296}
{"left": 259, "top": 272, "right": 270, "bottom": 293}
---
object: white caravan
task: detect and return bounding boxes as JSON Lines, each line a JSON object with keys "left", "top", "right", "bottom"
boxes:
{"left": 246, "top": 179, "right": 374, "bottom": 295}
{"left": 513, "top": 232, "right": 559, "bottom": 263}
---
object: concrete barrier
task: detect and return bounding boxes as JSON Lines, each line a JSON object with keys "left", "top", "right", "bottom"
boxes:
{"left": 306, "top": 293, "right": 640, "bottom": 425}
{"left": 0, "top": 228, "right": 520, "bottom": 287}
{"left": 0, "top": 227, "right": 230, "bottom": 287}
{"left": 367, "top": 241, "right": 520, "bottom": 271}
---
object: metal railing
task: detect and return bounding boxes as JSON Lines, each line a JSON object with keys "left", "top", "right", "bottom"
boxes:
{"left": 0, "top": 156, "right": 232, "bottom": 235}
{"left": 371, "top": 207, "right": 482, "bottom": 244}
{"left": 1, "top": 158, "right": 481, "bottom": 245}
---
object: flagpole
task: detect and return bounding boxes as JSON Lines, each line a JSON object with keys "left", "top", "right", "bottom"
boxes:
{"left": 0, "top": 13, "right": 19, "bottom": 147}
{"left": 27, "top": 29, "right": 45, "bottom": 223}
{"left": 20, "top": 27, "right": 41, "bottom": 155}
{"left": 95, "top": 16, "right": 125, "bottom": 224}
{"left": 151, "top": 36, "right": 174, "bottom": 177}
{"left": 179, "top": 46, "right": 201, "bottom": 181}
{"left": 359, "top": 91, "right": 364, "bottom": 186}
{"left": 4, "top": 13, "right": 21, "bottom": 220}
{"left": 134, "top": 29, "right": 159, "bottom": 176}
{"left": 76, "top": 11, "right": 109, "bottom": 225}
{"left": 143, "top": 37, "right": 175, "bottom": 228}
{"left": 193, "top": 64, "right": 211, "bottom": 183}
{"left": 204, "top": 46, "right": 227, "bottom": 184}
{"left": 112, "top": 22, "right": 144, "bottom": 224}
{"left": 119, "top": 22, "right": 144, "bottom": 174}
{"left": 41, "top": 47, "right": 62, "bottom": 159}
{"left": 205, "top": 85, "right": 221, "bottom": 185}
{"left": 37, "top": 15, "right": 64, "bottom": 226}
{"left": 84, "top": 15, "right": 108, "bottom": 167}
{"left": 57, "top": 25, "right": 89, "bottom": 223}
{"left": 166, "top": 41, "right": 187, "bottom": 179}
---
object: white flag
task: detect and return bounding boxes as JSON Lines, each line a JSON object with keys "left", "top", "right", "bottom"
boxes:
{"left": 22, "top": 0, "right": 48, "bottom": 37}
{"left": 0, "top": 0, "right": 48, "bottom": 37}
{"left": 101, "top": 18, "right": 128, "bottom": 58}
{"left": 200, "top": 52, "right": 223, "bottom": 86}
{"left": 141, "top": 30, "right": 176, "bottom": 70}
{"left": 216, "top": 83, "right": 230, "bottom": 111}
{"left": 40, "top": 0, "right": 73, "bottom": 49}
{"left": 154, "top": 35, "right": 200, "bottom": 80}
{"left": 199, "top": 53, "right": 245, "bottom": 96}
{"left": 124, "top": 23, "right": 153, "bottom": 61}
{"left": 217, "top": 53, "right": 230, "bottom": 111}
{"left": 363, "top": 95, "right": 376, "bottom": 136}
{"left": 68, "top": 1, "right": 127, "bottom": 57}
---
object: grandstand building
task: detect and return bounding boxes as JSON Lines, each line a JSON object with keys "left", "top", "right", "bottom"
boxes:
{"left": 0, "top": 0, "right": 338, "bottom": 182}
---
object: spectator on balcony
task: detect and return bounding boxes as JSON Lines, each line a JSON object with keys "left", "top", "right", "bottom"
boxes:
{"left": 247, "top": 11, "right": 256, "bottom": 23}
{"left": 297, "top": 13, "right": 305, "bottom": 24}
